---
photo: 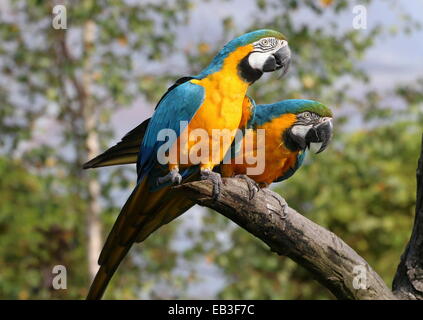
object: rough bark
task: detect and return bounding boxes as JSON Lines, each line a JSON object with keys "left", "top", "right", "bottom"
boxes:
{"left": 176, "top": 179, "right": 395, "bottom": 300}
{"left": 392, "top": 134, "right": 423, "bottom": 299}
{"left": 176, "top": 135, "right": 423, "bottom": 300}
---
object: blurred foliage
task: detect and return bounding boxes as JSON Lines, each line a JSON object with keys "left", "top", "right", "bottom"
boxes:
{"left": 0, "top": 0, "right": 193, "bottom": 299}
{"left": 184, "top": 0, "right": 422, "bottom": 299}
{"left": 0, "top": 0, "right": 422, "bottom": 299}
{"left": 0, "top": 157, "right": 87, "bottom": 299}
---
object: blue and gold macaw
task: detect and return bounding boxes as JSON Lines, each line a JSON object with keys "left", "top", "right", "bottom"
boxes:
{"left": 220, "top": 99, "right": 333, "bottom": 193}
{"left": 85, "top": 29, "right": 291, "bottom": 299}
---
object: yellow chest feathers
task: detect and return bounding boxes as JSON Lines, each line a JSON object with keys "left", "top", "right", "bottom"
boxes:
{"left": 190, "top": 44, "right": 253, "bottom": 131}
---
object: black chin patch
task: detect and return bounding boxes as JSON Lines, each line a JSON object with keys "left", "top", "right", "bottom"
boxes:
{"left": 238, "top": 54, "right": 263, "bottom": 83}
{"left": 283, "top": 128, "right": 305, "bottom": 152}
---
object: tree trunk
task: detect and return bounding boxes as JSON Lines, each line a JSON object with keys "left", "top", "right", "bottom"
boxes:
{"left": 392, "top": 134, "right": 423, "bottom": 299}
{"left": 53, "top": 14, "right": 103, "bottom": 281}
{"left": 82, "top": 20, "right": 102, "bottom": 280}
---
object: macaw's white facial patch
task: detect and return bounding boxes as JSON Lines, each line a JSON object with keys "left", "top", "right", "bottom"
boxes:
{"left": 291, "top": 124, "right": 312, "bottom": 139}
{"left": 252, "top": 38, "right": 287, "bottom": 53}
{"left": 248, "top": 39, "right": 288, "bottom": 71}
{"left": 248, "top": 52, "right": 269, "bottom": 70}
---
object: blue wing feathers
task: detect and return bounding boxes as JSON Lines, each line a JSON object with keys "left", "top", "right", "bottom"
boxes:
{"left": 137, "top": 81, "right": 205, "bottom": 184}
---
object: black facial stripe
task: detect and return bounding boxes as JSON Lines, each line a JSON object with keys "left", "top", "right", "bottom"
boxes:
{"left": 253, "top": 46, "right": 276, "bottom": 52}
{"left": 296, "top": 112, "right": 321, "bottom": 124}
{"left": 256, "top": 45, "right": 274, "bottom": 50}
{"left": 283, "top": 128, "right": 304, "bottom": 152}
{"left": 255, "top": 37, "right": 280, "bottom": 51}
{"left": 238, "top": 53, "right": 263, "bottom": 83}
{"left": 294, "top": 119, "right": 312, "bottom": 126}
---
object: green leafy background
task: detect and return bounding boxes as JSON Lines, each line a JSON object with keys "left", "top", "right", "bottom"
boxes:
{"left": 0, "top": 0, "right": 422, "bottom": 299}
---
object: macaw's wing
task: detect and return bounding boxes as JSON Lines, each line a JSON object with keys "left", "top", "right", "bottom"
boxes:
{"left": 82, "top": 118, "right": 150, "bottom": 169}
{"left": 82, "top": 76, "right": 195, "bottom": 170}
{"left": 275, "top": 151, "right": 306, "bottom": 182}
{"left": 154, "top": 76, "right": 194, "bottom": 110}
{"left": 240, "top": 95, "right": 257, "bottom": 130}
{"left": 137, "top": 80, "right": 205, "bottom": 182}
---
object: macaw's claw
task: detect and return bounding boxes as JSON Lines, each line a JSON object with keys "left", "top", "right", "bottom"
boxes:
{"left": 201, "top": 169, "right": 222, "bottom": 200}
{"left": 235, "top": 174, "right": 260, "bottom": 200}
{"left": 157, "top": 168, "right": 182, "bottom": 186}
{"left": 268, "top": 190, "right": 289, "bottom": 219}
{"left": 261, "top": 187, "right": 289, "bottom": 222}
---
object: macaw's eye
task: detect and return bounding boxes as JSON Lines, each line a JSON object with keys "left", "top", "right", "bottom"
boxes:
{"left": 261, "top": 39, "right": 269, "bottom": 46}
{"left": 303, "top": 112, "right": 311, "bottom": 119}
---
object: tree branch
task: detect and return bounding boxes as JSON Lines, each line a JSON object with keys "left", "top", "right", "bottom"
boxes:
{"left": 392, "top": 134, "right": 423, "bottom": 300}
{"left": 174, "top": 133, "right": 423, "bottom": 300}
{"left": 176, "top": 178, "right": 396, "bottom": 300}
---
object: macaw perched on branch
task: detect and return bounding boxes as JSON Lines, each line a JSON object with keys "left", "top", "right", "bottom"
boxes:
{"left": 86, "top": 98, "right": 333, "bottom": 185}
{"left": 85, "top": 29, "right": 291, "bottom": 299}
{"left": 221, "top": 98, "right": 333, "bottom": 186}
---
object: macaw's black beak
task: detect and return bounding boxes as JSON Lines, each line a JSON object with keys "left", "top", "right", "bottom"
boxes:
{"left": 262, "top": 45, "right": 291, "bottom": 76}
{"left": 305, "top": 118, "right": 333, "bottom": 154}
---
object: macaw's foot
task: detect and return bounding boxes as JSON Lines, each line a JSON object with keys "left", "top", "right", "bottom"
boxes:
{"left": 272, "top": 192, "right": 289, "bottom": 218}
{"left": 157, "top": 168, "right": 182, "bottom": 186}
{"left": 263, "top": 188, "right": 289, "bottom": 220}
{"left": 201, "top": 169, "right": 222, "bottom": 200}
{"left": 235, "top": 174, "right": 260, "bottom": 200}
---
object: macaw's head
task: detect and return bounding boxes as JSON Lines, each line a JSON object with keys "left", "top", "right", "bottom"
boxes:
{"left": 256, "top": 99, "right": 333, "bottom": 153}
{"left": 200, "top": 29, "right": 291, "bottom": 83}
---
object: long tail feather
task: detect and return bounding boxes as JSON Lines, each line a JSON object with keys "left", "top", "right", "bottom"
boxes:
{"left": 83, "top": 119, "right": 150, "bottom": 169}
{"left": 86, "top": 173, "right": 198, "bottom": 300}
